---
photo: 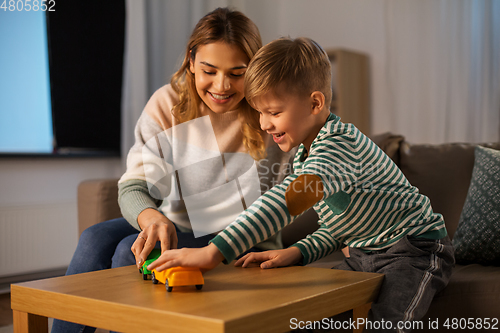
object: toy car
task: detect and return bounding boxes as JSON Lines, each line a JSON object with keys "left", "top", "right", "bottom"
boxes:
{"left": 138, "top": 248, "right": 161, "bottom": 280}
{"left": 151, "top": 266, "right": 204, "bottom": 292}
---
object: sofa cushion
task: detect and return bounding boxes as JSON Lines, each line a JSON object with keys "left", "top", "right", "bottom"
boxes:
{"left": 453, "top": 146, "right": 500, "bottom": 265}
{"left": 422, "top": 264, "right": 500, "bottom": 322}
{"left": 399, "top": 142, "right": 500, "bottom": 239}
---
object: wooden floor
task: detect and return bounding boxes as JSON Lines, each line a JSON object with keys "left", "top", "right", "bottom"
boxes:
{"left": 0, "top": 293, "right": 12, "bottom": 327}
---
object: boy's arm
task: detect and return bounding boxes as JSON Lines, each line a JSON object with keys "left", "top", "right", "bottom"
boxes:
{"left": 211, "top": 135, "right": 359, "bottom": 266}
{"left": 146, "top": 174, "right": 304, "bottom": 272}
{"left": 210, "top": 173, "right": 308, "bottom": 263}
{"left": 209, "top": 161, "right": 341, "bottom": 264}
{"left": 147, "top": 243, "right": 225, "bottom": 273}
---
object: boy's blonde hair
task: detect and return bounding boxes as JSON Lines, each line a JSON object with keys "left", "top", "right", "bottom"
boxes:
{"left": 170, "top": 7, "right": 266, "bottom": 160}
{"left": 245, "top": 37, "right": 332, "bottom": 108}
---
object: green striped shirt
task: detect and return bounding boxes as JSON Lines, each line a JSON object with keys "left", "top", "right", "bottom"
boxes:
{"left": 211, "top": 113, "right": 447, "bottom": 265}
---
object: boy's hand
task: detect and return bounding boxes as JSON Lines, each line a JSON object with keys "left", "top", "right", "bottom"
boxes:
{"left": 147, "top": 243, "right": 225, "bottom": 273}
{"left": 234, "top": 247, "right": 303, "bottom": 269}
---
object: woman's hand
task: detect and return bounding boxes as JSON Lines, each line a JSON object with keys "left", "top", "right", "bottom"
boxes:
{"left": 234, "top": 247, "right": 303, "bottom": 269}
{"left": 131, "top": 208, "right": 178, "bottom": 268}
{"left": 147, "top": 243, "right": 225, "bottom": 273}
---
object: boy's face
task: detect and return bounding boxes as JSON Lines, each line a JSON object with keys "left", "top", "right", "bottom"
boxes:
{"left": 253, "top": 90, "right": 320, "bottom": 153}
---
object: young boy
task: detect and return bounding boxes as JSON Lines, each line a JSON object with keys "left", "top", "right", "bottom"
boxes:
{"left": 148, "top": 37, "right": 454, "bottom": 331}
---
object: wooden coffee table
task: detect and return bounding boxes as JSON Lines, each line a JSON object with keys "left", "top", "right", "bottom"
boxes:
{"left": 11, "top": 264, "right": 383, "bottom": 333}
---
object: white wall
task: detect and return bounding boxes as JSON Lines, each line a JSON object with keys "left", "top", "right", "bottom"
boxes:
{"left": 0, "top": 158, "right": 123, "bottom": 277}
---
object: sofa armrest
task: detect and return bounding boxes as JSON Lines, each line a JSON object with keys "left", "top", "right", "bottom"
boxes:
{"left": 77, "top": 178, "right": 122, "bottom": 236}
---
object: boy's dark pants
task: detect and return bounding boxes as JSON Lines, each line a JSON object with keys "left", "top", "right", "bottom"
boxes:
{"left": 335, "top": 236, "right": 454, "bottom": 333}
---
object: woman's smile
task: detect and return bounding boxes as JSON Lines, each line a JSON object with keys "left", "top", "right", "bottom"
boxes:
{"left": 208, "top": 91, "right": 235, "bottom": 103}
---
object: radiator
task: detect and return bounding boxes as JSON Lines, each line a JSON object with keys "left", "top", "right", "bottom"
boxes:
{"left": 0, "top": 203, "right": 78, "bottom": 278}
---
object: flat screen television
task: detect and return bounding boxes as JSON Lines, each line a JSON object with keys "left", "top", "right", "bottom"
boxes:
{"left": 0, "top": 1, "right": 125, "bottom": 156}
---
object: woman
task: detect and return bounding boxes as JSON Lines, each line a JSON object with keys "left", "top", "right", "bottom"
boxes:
{"left": 51, "top": 7, "right": 293, "bottom": 333}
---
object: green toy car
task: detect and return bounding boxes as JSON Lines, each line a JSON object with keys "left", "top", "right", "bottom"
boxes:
{"left": 138, "top": 248, "right": 161, "bottom": 280}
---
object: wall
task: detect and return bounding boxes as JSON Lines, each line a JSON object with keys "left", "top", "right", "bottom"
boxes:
{"left": 0, "top": 158, "right": 123, "bottom": 278}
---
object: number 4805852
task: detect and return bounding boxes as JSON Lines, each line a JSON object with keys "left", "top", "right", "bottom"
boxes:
{"left": 443, "top": 318, "right": 499, "bottom": 330}
{"left": 1, "top": 0, "right": 56, "bottom": 11}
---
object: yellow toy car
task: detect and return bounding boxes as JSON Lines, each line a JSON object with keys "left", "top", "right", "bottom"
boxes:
{"left": 151, "top": 266, "right": 204, "bottom": 292}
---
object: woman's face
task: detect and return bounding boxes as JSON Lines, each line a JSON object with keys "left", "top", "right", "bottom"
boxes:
{"left": 190, "top": 42, "right": 249, "bottom": 114}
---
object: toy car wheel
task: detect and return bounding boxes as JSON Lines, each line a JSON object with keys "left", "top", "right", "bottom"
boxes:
{"left": 142, "top": 273, "right": 148, "bottom": 280}
{"left": 166, "top": 280, "right": 173, "bottom": 292}
{"left": 196, "top": 284, "right": 203, "bottom": 290}
{"left": 152, "top": 272, "right": 158, "bottom": 285}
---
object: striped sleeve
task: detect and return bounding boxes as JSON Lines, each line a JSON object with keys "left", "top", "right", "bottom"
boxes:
{"left": 210, "top": 174, "right": 299, "bottom": 263}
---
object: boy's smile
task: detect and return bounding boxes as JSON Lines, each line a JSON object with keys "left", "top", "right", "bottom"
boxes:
{"left": 253, "top": 89, "right": 329, "bottom": 153}
{"left": 271, "top": 132, "right": 286, "bottom": 143}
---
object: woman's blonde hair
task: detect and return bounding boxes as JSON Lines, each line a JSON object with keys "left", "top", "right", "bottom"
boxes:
{"left": 170, "top": 7, "right": 266, "bottom": 160}
{"left": 245, "top": 37, "right": 332, "bottom": 108}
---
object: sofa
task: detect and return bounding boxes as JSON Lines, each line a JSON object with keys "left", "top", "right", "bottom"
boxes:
{"left": 78, "top": 133, "right": 500, "bottom": 331}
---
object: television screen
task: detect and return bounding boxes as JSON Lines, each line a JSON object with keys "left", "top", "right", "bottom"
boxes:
{"left": 0, "top": 10, "right": 53, "bottom": 153}
{"left": 0, "top": 1, "right": 125, "bottom": 156}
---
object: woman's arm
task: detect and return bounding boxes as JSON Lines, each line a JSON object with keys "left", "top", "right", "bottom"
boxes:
{"left": 119, "top": 88, "right": 180, "bottom": 266}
